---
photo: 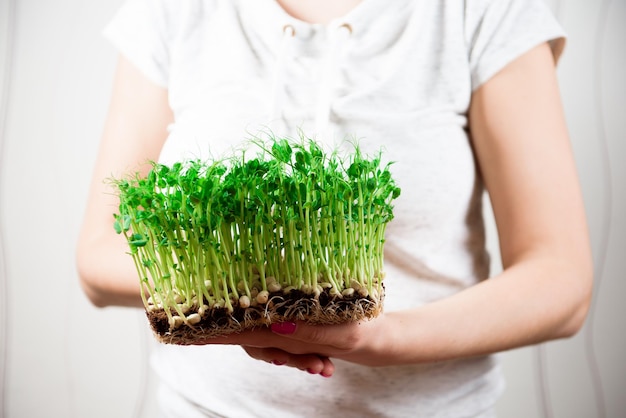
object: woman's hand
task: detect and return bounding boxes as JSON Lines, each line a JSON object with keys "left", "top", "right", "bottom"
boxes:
{"left": 187, "top": 42, "right": 593, "bottom": 377}
{"left": 188, "top": 317, "right": 391, "bottom": 377}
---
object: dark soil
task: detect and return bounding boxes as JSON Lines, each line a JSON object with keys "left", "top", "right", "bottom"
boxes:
{"left": 146, "top": 286, "right": 384, "bottom": 344}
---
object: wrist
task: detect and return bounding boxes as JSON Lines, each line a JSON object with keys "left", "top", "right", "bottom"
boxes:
{"left": 349, "top": 312, "right": 405, "bottom": 367}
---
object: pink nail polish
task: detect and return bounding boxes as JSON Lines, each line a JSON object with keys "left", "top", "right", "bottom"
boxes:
{"left": 306, "top": 368, "right": 317, "bottom": 374}
{"left": 271, "top": 360, "right": 286, "bottom": 366}
{"left": 271, "top": 322, "right": 297, "bottom": 334}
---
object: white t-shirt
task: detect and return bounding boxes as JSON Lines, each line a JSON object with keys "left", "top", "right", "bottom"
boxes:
{"left": 104, "top": 0, "right": 565, "bottom": 416}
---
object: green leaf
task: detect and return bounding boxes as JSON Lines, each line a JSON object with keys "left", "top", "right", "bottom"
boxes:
{"left": 272, "top": 139, "right": 292, "bottom": 163}
{"left": 129, "top": 233, "right": 148, "bottom": 247}
{"left": 113, "top": 220, "right": 122, "bottom": 234}
{"left": 123, "top": 215, "right": 132, "bottom": 231}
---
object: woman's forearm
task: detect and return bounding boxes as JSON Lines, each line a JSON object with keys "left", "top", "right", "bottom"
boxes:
{"left": 76, "top": 231, "right": 145, "bottom": 308}
{"left": 374, "top": 255, "right": 592, "bottom": 366}
{"left": 76, "top": 55, "right": 173, "bottom": 308}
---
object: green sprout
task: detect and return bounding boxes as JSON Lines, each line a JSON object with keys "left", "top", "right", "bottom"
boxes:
{"left": 112, "top": 134, "right": 401, "bottom": 339}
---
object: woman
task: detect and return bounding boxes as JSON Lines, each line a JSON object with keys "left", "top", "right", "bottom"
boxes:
{"left": 77, "top": 0, "right": 593, "bottom": 416}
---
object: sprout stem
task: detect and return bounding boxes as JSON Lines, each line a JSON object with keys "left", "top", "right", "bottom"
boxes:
{"left": 112, "top": 135, "right": 401, "bottom": 314}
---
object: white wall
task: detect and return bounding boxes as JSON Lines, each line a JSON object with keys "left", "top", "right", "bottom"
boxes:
{"left": 0, "top": 1, "right": 624, "bottom": 417}
{"left": 493, "top": 1, "right": 626, "bottom": 417}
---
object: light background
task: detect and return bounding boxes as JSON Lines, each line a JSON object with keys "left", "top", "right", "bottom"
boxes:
{"left": 0, "top": 1, "right": 624, "bottom": 417}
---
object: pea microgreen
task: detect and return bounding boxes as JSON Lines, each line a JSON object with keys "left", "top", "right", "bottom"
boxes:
{"left": 112, "top": 134, "right": 401, "bottom": 335}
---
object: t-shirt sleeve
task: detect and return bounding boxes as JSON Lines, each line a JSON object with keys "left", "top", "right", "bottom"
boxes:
{"left": 103, "top": 0, "right": 173, "bottom": 87}
{"left": 466, "top": 0, "right": 566, "bottom": 91}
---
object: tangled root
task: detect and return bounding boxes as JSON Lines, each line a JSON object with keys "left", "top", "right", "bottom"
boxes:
{"left": 146, "top": 286, "right": 384, "bottom": 345}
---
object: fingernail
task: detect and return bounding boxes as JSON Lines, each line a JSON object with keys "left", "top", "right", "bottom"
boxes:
{"left": 306, "top": 368, "right": 317, "bottom": 375}
{"left": 321, "top": 372, "right": 332, "bottom": 378}
{"left": 271, "top": 322, "right": 297, "bottom": 334}
{"left": 271, "top": 360, "right": 286, "bottom": 366}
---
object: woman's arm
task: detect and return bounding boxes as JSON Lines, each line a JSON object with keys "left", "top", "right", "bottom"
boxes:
{"left": 210, "top": 42, "right": 593, "bottom": 376}
{"left": 381, "top": 41, "right": 594, "bottom": 361}
{"left": 76, "top": 55, "right": 173, "bottom": 307}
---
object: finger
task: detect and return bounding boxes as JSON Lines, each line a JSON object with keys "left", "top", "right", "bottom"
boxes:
{"left": 318, "top": 356, "right": 335, "bottom": 377}
{"left": 242, "top": 346, "right": 335, "bottom": 377}
{"left": 270, "top": 321, "right": 358, "bottom": 352}
{"left": 186, "top": 328, "right": 325, "bottom": 356}
{"left": 242, "top": 346, "right": 290, "bottom": 365}
{"left": 186, "top": 328, "right": 274, "bottom": 346}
